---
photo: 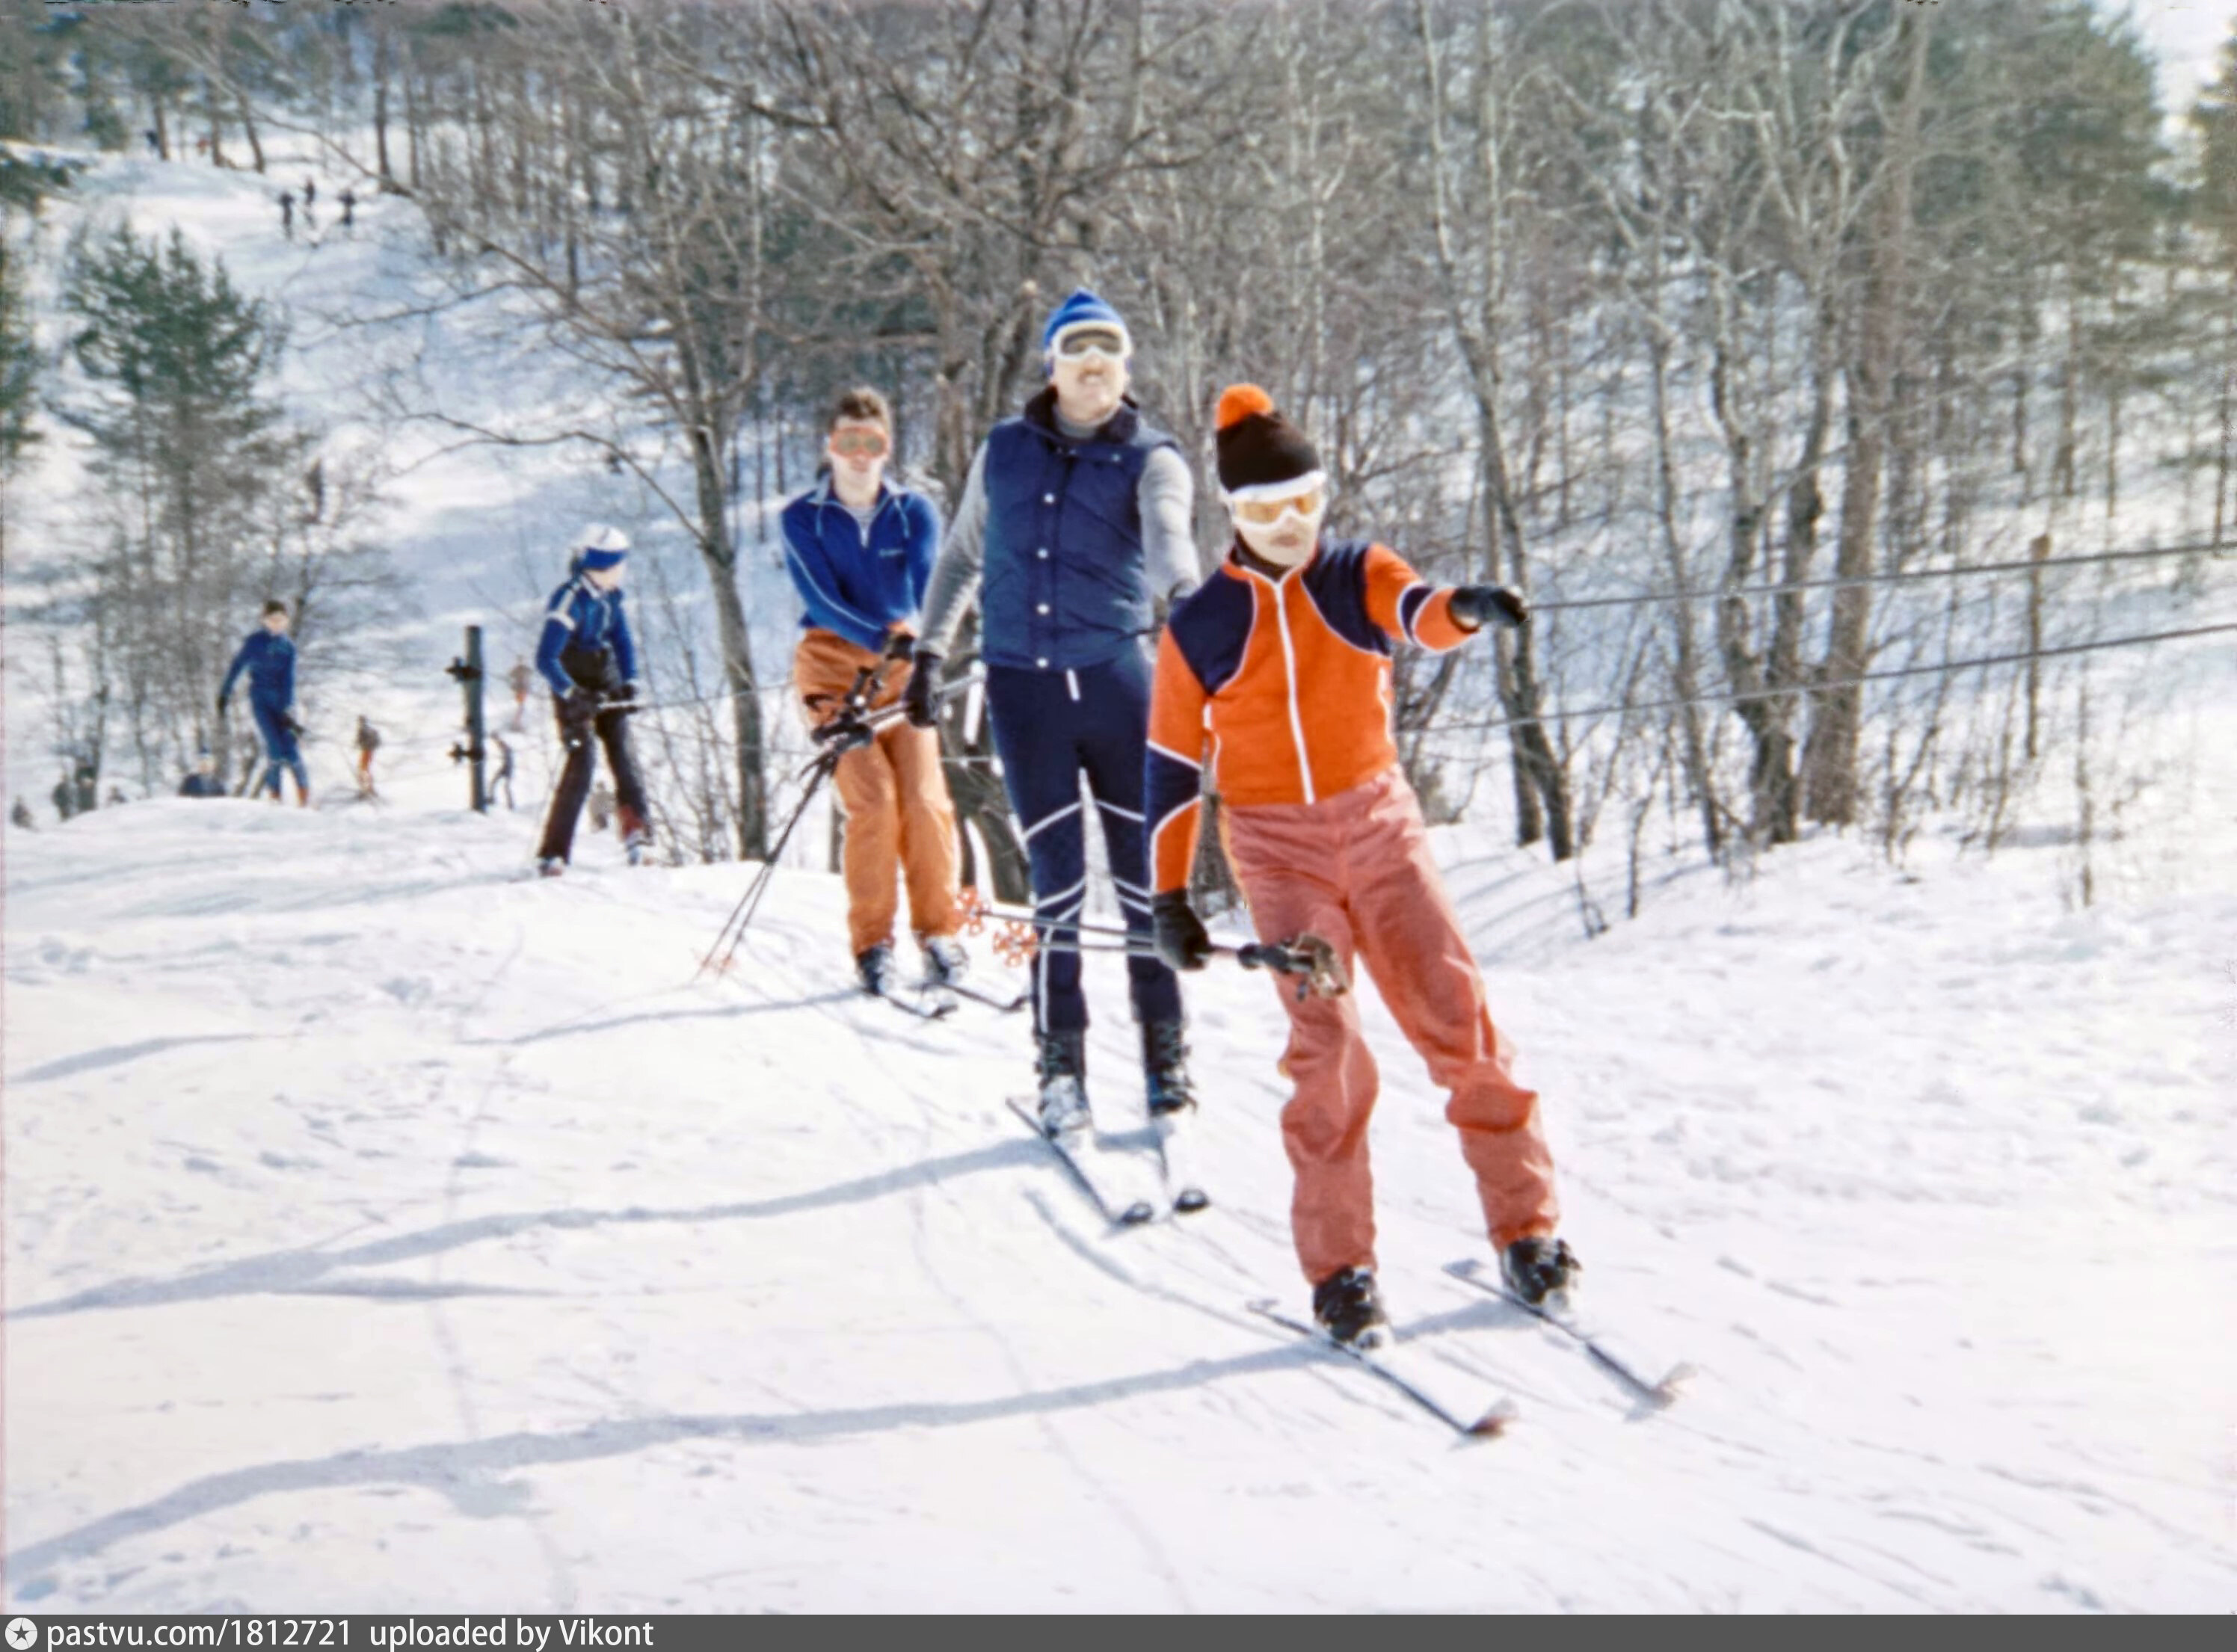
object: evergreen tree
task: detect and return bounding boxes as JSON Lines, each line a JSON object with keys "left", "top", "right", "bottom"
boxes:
{"left": 58, "top": 224, "right": 293, "bottom": 786}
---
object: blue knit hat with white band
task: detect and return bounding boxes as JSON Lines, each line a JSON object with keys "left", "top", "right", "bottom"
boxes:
{"left": 1041, "top": 288, "right": 1131, "bottom": 360}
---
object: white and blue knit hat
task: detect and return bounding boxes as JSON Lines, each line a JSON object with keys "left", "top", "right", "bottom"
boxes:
{"left": 574, "top": 524, "right": 630, "bottom": 571}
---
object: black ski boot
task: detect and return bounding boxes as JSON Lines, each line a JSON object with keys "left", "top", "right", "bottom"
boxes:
{"left": 1311, "top": 1265, "right": 1391, "bottom": 1349}
{"left": 1141, "top": 1020, "right": 1196, "bottom": 1115}
{"left": 1034, "top": 1028, "right": 1090, "bottom": 1137}
{"left": 855, "top": 943, "right": 897, "bottom": 996}
{"left": 1501, "top": 1235, "right": 1581, "bottom": 1307}
{"left": 921, "top": 934, "right": 969, "bottom": 988}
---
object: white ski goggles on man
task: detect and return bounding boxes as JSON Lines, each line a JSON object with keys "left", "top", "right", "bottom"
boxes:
{"left": 1051, "top": 323, "right": 1130, "bottom": 361}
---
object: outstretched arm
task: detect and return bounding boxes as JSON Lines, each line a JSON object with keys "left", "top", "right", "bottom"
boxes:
{"left": 1363, "top": 543, "right": 1474, "bottom": 653}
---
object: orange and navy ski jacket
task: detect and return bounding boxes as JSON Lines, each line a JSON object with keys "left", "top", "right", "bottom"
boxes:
{"left": 1145, "top": 536, "right": 1474, "bottom": 895}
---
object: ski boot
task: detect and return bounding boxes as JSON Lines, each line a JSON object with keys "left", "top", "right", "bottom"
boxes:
{"left": 1501, "top": 1235, "right": 1581, "bottom": 1307}
{"left": 1033, "top": 1028, "right": 1090, "bottom": 1137}
{"left": 1311, "top": 1265, "right": 1391, "bottom": 1349}
{"left": 537, "top": 857, "right": 566, "bottom": 879}
{"left": 921, "top": 934, "right": 969, "bottom": 988}
{"left": 855, "top": 943, "right": 897, "bottom": 996}
{"left": 619, "top": 805, "right": 650, "bottom": 866}
{"left": 1141, "top": 1020, "right": 1196, "bottom": 1116}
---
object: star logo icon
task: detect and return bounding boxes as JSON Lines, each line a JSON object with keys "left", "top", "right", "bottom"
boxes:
{"left": 5, "top": 1619, "right": 37, "bottom": 1651}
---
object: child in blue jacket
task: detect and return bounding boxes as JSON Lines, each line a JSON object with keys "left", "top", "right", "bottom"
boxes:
{"left": 534, "top": 526, "right": 651, "bottom": 875}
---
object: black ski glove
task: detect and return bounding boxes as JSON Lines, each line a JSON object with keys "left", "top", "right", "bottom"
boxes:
{"left": 1447, "top": 585, "right": 1528, "bottom": 632}
{"left": 1151, "top": 890, "right": 1214, "bottom": 973}
{"left": 879, "top": 627, "right": 917, "bottom": 663}
{"left": 812, "top": 709, "right": 875, "bottom": 755}
{"left": 283, "top": 715, "right": 306, "bottom": 739}
{"left": 559, "top": 686, "right": 597, "bottom": 747}
{"left": 608, "top": 681, "right": 642, "bottom": 714}
{"left": 902, "top": 649, "right": 944, "bottom": 729}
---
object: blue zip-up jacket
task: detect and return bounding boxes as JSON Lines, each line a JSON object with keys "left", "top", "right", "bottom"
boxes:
{"left": 979, "top": 391, "right": 1179, "bottom": 672}
{"left": 535, "top": 570, "right": 639, "bottom": 696}
{"left": 220, "top": 629, "right": 296, "bottom": 710}
{"left": 779, "top": 476, "right": 941, "bottom": 654}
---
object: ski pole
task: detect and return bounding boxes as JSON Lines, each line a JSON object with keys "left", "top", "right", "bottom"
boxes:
{"left": 1022, "top": 932, "right": 1350, "bottom": 999}
{"left": 699, "top": 657, "right": 898, "bottom": 975}
{"left": 610, "top": 667, "right": 983, "bottom": 723}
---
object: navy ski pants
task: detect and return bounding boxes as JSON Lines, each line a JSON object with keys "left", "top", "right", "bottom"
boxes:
{"left": 250, "top": 700, "right": 310, "bottom": 799}
{"left": 985, "top": 650, "right": 1183, "bottom": 1035}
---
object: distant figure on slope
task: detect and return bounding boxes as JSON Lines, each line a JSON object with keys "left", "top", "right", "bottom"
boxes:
{"left": 507, "top": 658, "right": 534, "bottom": 730}
{"left": 219, "top": 599, "right": 311, "bottom": 807}
{"left": 338, "top": 189, "right": 356, "bottom": 231}
{"left": 354, "top": 715, "right": 381, "bottom": 799}
{"left": 10, "top": 798, "right": 34, "bottom": 829}
{"left": 781, "top": 385, "right": 965, "bottom": 997}
{"left": 532, "top": 526, "right": 650, "bottom": 876}
{"left": 1144, "top": 385, "right": 1574, "bottom": 1347}
{"left": 490, "top": 733, "right": 516, "bottom": 811}
{"left": 909, "top": 288, "right": 1200, "bottom": 1135}
{"left": 178, "top": 753, "right": 225, "bottom": 798}
{"left": 277, "top": 190, "right": 294, "bottom": 239}
{"left": 51, "top": 771, "right": 75, "bottom": 822}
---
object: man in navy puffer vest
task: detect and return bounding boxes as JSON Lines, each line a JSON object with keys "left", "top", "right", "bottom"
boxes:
{"left": 911, "top": 288, "right": 1201, "bottom": 1136}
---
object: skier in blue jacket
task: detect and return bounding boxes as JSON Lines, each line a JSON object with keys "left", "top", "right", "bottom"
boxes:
{"left": 219, "top": 600, "right": 310, "bottom": 805}
{"left": 909, "top": 288, "right": 1201, "bottom": 1135}
{"left": 534, "top": 526, "right": 650, "bottom": 875}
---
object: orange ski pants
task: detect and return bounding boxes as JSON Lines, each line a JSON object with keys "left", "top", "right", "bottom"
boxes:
{"left": 1223, "top": 765, "right": 1558, "bottom": 1285}
{"left": 793, "top": 628, "right": 962, "bottom": 957}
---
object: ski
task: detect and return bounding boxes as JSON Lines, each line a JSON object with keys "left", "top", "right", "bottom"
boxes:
{"left": 869, "top": 982, "right": 957, "bottom": 1021}
{"left": 1443, "top": 1257, "right": 1693, "bottom": 1406}
{"left": 1151, "top": 1106, "right": 1210, "bottom": 1214}
{"left": 945, "top": 979, "right": 1030, "bottom": 1014}
{"left": 1248, "top": 1299, "right": 1516, "bottom": 1439}
{"left": 1006, "top": 1097, "right": 1157, "bottom": 1227}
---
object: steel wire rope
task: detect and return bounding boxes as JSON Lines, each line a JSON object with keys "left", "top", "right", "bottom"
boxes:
{"left": 1399, "top": 620, "right": 2237, "bottom": 752}
{"left": 1524, "top": 537, "right": 2227, "bottom": 616}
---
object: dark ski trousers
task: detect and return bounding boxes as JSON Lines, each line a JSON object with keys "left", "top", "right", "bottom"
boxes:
{"left": 250, "top": 700, "right": 309, "bottom": 800}
{"left": 985, "top": 650, "right": 1182, "bottom": 1035}
{"left": 538, "top": 646, "right": 647, "bottom": 863}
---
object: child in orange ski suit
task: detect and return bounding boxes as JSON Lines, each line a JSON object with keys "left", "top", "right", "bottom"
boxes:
{"left": 1144, "top": 385, "right": 1578, "bottom": 1344}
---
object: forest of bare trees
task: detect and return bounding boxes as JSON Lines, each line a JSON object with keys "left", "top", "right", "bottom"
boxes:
{"left": 5, "top": 0, "right": 2232, "bottom": 908}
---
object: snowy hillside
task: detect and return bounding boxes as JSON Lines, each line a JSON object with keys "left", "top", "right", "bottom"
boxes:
{"left": 7, "top": 706, "right": 2236, "bottom": 1610}
{"left": 7, "top": 146, "right": 2237, "bottom": 1615}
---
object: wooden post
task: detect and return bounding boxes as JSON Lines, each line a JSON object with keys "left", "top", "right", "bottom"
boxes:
{"left": 446, "top": 626, "right": 489, "bottom": 813}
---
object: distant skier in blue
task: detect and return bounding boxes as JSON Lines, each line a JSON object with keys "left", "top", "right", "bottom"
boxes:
{"left": 534, "top": 526, "right": 651, "bottom": 876}
{"left": 219, "top": 599, "right": 310, "bottom": 806}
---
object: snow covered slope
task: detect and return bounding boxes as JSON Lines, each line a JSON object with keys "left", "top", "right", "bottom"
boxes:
{"left": 7, "top": 740, "right": 2233, "bottom": 1611}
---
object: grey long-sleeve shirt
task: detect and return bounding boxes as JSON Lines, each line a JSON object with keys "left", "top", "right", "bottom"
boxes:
{"left": 917, "top": 416, "right": 1200, "bottom": 659}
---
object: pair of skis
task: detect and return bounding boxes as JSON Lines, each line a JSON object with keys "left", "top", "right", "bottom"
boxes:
{"left": 1006, "top": 1097, "right": 1208, "bottom": 1225}
{"left": 1252, "top": 1260, "right": 1694, "bottom": 1439}
{"left": 870, "top": 974, "right": 1030, "bottom": 1021}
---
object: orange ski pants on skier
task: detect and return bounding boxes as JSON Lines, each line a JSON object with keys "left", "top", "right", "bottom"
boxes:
{"left": 793, "top": 628, "right": 962, "bottom": 956}
{"left": 1223, "top": 767, "right": 1559, "bottom": 1284}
